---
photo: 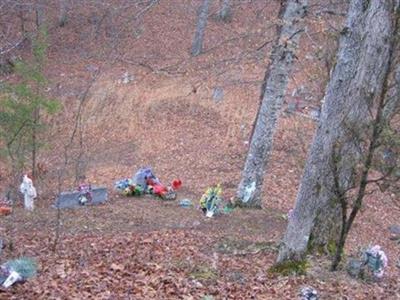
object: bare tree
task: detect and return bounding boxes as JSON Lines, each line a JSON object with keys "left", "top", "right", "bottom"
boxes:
{"left": 235, "top": 0, "right": 308, "bottom": 208}
{"left": 218, "top": 0, "right": 231, "bottom": 22}
{"left": 330, "top": 17, "right": 400, "bottom": 271}
{"left": 58, "top": 0, "right": 68, "bottom": 27}
{"left": 278, "top": 0, "right": 399, "bottom": 263}
{"left": 191, "top": 0, "right": 210, "bottom": 56}
{"left": 53, "top": 69, "right": 101, "bottom": 252}
{"left": 35, "top": 0, "right": 46, "bottom": 29}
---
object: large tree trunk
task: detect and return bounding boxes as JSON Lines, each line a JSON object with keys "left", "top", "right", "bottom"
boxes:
{"left": 191, "top": 0, "right": 210, "bottom": 56}
{"left": 278, "top": 0, "right": 397, "bottom": 263}
{"left": 235, "top": 0, "right": 307, "bottom": 208}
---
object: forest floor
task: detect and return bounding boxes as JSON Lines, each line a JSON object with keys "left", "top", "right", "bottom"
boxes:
{"left": 0, "top": 0, "right": 399, "bottom": 299}
{"left": 0, "top": 179, "right": 399, "bottom": 299}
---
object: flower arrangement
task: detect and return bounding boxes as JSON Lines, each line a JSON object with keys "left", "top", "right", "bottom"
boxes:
{"left": 363, "top": 245, "right": 388, "bottom": 279}
{"left": 115, "top": 168, "right": 181, "bottom": 200}
{"left": 199, "top": 184, "right": 222, "bottom": 217}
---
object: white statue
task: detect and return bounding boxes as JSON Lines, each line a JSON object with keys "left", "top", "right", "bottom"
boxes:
{"left": 19, "top": 175, "right": 37, "bottom": 211}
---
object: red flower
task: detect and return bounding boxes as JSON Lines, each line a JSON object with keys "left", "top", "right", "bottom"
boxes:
{"left": 172, "top": 179, "right": 182, "bottom": 190}
{"left": 153, "top": 184, "right": 167, "bottom": 195}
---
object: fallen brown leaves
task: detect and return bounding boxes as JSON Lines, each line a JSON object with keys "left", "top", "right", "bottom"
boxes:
{"left": 0, "top": 1, "right": 399, "bottom": 299}
{"left": 0, "top": 194, "right": 398, "bottom": 299}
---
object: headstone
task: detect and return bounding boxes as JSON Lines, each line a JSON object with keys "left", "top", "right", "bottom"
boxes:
{"left": 389, "top": 225, "right": 400, "bottom": 235}
{"left": 55, "top": 187, "right": 108, "bottom": 208}
{"left": 133, "top": 167, "right": 158, "bottom": 189}
{"left": 347, "top": 258, "right": 363, "bottom": 278}
{"left": 389, "top": 224, "right": 400, "bottom": 241}
{"left": 212, "top": 87, "right": 224, "bottom": 103}
{"left": 348, "top": 245, "right": 388, "bottom": 280}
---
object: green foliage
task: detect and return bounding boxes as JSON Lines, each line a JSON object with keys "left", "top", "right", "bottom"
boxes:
{"left": 190, "top": 265, "right": 218, "bottom": 281}
{"left": 327, "top": 239, "right": 337, "bottom": 256}
{"left": 32, "top": 27, "right": 48, "bottom": 64}
{"left": 14, "top": 60, "right": 46, "bottom": 85}
{"left": 380, "top": 125, "right": 400, "bottom": 149}
{"left": 216, "top": 238, "right": 277, "bottom": 255}
{"left": 0, "top": 28, "right": 60, "bottom": 169}
{"left": 371, "top": 123, "right": 400, "bottom": 195}
{"left": 268, "top": 259, "right": 309, "bottom": 276}
{"left": 4, "top": 257, "right": 37, "bottom": 278}
{"left": 15, "top": 27, "right": 48, "bottom": 85}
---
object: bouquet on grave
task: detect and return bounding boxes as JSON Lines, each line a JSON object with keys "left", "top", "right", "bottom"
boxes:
{"left": 147, "top": 178, "right": 182, "bottom": 200}
{"left": 78, "top": 181, "right": 92, "bottom": 205}
{"left": 362, "top": 245, "right": 388, "bottom": 279}
{"left": 115, "top": 168, "right": 182, "bottom": 200}
{"left": 114, "top": 178, "right": 144, "bottom": 196}
{"left": 199, "top": 184, "right": 222, "bottom": 217}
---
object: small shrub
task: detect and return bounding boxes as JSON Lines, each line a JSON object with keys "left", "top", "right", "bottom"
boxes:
{"left": 269, "top": 260, "right": 309, "bottom": 276}
{"left": 190, "top": 265, "right": 218, "bottom": 281}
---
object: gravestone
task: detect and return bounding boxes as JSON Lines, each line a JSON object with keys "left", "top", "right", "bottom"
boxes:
{"left": 389, "top": 224, "right": 400, "bottom": 235}
{"left": 212, "top": 87, "right": 224, "bottom": 103}
{"left": 55, "top": 187, "right": 108, "bottom": 209}
{"left": 347, "top": 258, "right": 364, "bottom": 278}
{"left": 389, "top": 224, "right": 400, "bottom": 241}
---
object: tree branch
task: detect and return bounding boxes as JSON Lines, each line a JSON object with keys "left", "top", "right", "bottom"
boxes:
{"left": 0, "top": 38, "right": 25, "bottom": 56}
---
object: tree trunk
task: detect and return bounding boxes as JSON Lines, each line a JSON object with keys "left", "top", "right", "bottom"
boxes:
{"left": 18, "top": 4, "right": 26, "bottom": 35}
{"left": 35, "top": 0, "right": 46, "bottom": 29}
{"left": 191, "top": 0, "right": 210, "bottom": 56}
{"left": 235, "top": 0, "right": 307, "bottom": 208}
{"left": 218, "top": 0, "right": 231, "bottom": 22}
{"left": 278, "top": 0, "right": 397, "bottom": 263}
{"left": 32, "top": 107, "right": 39, "bottom": 179}
{"left": 58, "top": 0, "right": 68, "bottom": 27}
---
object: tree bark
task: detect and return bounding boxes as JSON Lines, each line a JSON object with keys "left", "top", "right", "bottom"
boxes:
{"left": 191, "top": 0, "right": 210, "bottom": 56}
{"left": 18, "top": 4, "right": 26, "bottom": 35}
{"left": 278, "top": 0, "right": 397, "bottom": 263}
{"left": 58, "top": 0, "right": 68, "bottom": 27}
{"left": 35, "top": 0, "right": 46, "bottom": 29}
{"left": 218, "top": 0, "right": 231, "bottom": 22}
{"left": 32, "top": 107, "right": 39, "bottom": 179}
{"left": 236, "top": 0, "right": 307, "bottom": 208}
{"left": 383, "top": 66, "right": 400, "bottom": 120}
